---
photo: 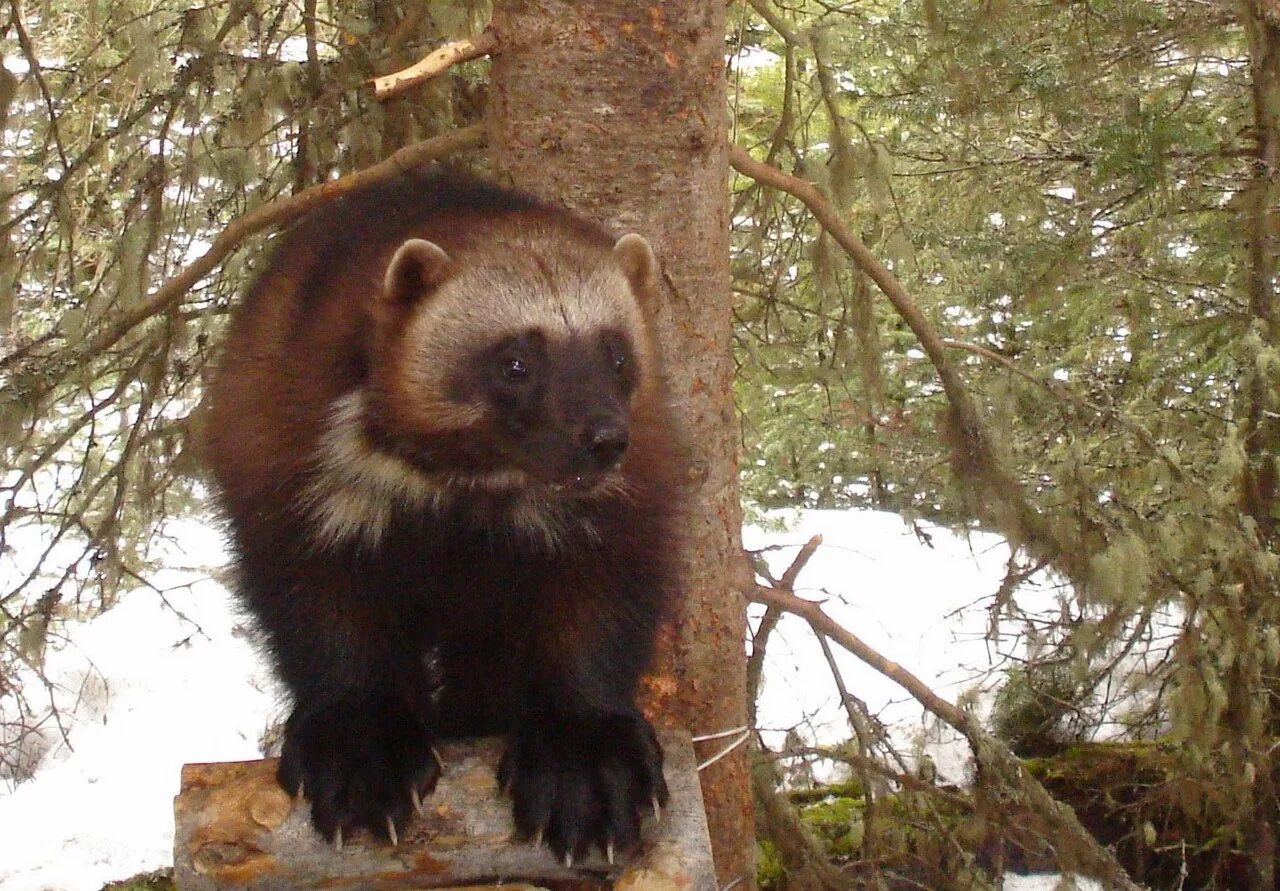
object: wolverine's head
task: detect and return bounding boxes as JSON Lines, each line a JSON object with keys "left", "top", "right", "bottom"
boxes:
{"left": 365, "top": 221, "right": 662, "bottom": 495}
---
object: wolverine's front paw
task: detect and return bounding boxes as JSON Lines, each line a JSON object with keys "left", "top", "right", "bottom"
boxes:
{"left": 498, "top": 711, "right": 668, "bottom": 864}
{"left": 278, "top": 696, "right": 440, "bottom": 846}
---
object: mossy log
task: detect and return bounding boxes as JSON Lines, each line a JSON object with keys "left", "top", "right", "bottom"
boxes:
{"left": 1025, "top": 741, "right": 1262, "bottom": 889}
{"left": 173, "top": 729, "right": 714, "bottom": 890}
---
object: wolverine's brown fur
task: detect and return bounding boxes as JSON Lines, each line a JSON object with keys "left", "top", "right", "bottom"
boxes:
{"left": 202, "top": 170, "right": 684, "bottom": 861}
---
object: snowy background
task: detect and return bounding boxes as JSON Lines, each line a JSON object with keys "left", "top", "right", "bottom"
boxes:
{"left": 0, "top": 509, "right": 1100, "bottom": 891}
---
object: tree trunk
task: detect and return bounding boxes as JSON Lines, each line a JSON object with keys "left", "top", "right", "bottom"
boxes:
{"left": 1235, "top": 2, "right": 1280, "bottom": 886}
{"left": 1240, "top": 0, "right": 1280, "bottom": 538}
{"left": 487, "top": 2, "right": 752, "bottom": 885}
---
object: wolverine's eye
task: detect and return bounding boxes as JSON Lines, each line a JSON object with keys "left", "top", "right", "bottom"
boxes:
{"left": 503, "top": 357, "right": 529, "bottom": 381}
{"left": 601, "top": 330, "right": 636, "bottom": 394}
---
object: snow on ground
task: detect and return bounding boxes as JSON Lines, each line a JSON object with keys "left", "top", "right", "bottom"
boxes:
{"left": 0, "top": 520, "right": 279, "bottom": 891}
{"left": 0, "top": 510, "right": 1091, "bottom": 890}
{"left": 1005, "top": 878, "right": 1102, "bottom": 891}
{"left": 748, "top": 509, "right": 1070, "bottom": 781}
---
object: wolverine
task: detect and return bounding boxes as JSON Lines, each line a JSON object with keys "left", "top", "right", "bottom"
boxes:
{"left": 202, "top": 170, "right": 684, "bottom": 863}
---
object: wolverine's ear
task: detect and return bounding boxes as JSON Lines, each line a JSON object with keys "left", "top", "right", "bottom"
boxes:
{"left": 383, "top": 239, "right": 455, "bottom": 305}
{"left": 613, "top": 233, "right": 659, "bottom": 301}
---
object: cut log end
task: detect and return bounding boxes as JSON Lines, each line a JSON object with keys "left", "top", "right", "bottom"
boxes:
{"left": 173, "top": 729, "right": 714, "bottom": 890}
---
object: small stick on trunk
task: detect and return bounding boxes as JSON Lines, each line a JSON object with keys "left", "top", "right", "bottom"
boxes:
{"left": 373, "top": 32, "right": 500, "bottom": 100}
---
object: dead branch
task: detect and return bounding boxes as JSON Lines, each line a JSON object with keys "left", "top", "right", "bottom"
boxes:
{"left": 813, "top": 629, "right": 893, "bottom": 864}
{"left": 751, "top": 759, "right": 850, "bottom": 891}
{"left": 372, "top": 31, "right": 499, "bottom": 100}
{"left": 746, "top": 536, "right": 821, "bottom": 726}
{"left": 746, "top": 581, "right": 1145, "bottom": 891}
{"left": 779, "top": 535, "right": 823, "bottom": 588}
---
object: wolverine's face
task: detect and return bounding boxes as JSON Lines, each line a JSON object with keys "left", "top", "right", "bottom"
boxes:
{"left": 368, "top": 225, "right": 660, "bottom": 494}
{"left": 457, "top": 324, "right": 639, "bottom": 488}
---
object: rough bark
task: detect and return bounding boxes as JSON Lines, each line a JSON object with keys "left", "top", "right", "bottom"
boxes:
{"left": 487, "top": 2, "right": 750, "bottom": 885}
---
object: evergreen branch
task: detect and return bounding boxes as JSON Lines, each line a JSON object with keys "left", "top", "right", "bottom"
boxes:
{"left": 7, "top": 0, "right": 68, "bottom": 170}
{"left": 940, "top": 337, "right": 1184, "bottom": 482}
{"left": 0, "top": 0, "right": 255, "bottom": 242}
{"left": 1, "top": 125, "right": 486, "bottom": 398}
{"left": 728, "top": 145, "right": 1063, "bottom": 569}
{"left": 745, "top": 0, "right": 801, "bottom": 47}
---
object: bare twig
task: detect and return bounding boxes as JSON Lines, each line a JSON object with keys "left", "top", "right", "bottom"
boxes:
{"left": 746, "top": 536, "right": 821, "bottom": 725}
{"left": 372, "top": 32, "right": 499, "bottom": 100}
{"left": 779, "top": 535, "right": 823, "bottom": 589}
{"left": 813, "top": 629, "right": 889, "bottom": 863}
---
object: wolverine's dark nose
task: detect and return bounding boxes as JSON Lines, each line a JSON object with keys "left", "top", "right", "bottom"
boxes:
{"left": 584, "top": 422, "right": 629, "bottom": 469}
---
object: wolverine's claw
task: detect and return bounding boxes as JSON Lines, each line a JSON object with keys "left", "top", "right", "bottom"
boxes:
{"left": 652, "top": 796, "right": 662, "bottom": 822}
{"left": 606, "top": 839, "right": 615, "bottom": 865}
{"left": 410, "top": 786, "right": 424, "bottom": 815}
{"left": 386, "top": 816, "right": 399, "bottom": 847}
{"left": 564, "top": 851, "right": 574, "bottom": 869}
{"left": 334, "top": 827, "right": 343, "bottom": 852}
{"left": 430, "top": 746, "right": 444, "bottom": 771}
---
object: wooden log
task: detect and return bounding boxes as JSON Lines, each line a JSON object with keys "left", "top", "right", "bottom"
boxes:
{"left": 173, "top": 728, "right": 715, "bottom": 890}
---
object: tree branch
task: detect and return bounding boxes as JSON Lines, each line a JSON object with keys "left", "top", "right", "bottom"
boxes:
{"left": 728, "top": 146, "right": 986, "bottom": 462}
{"left": 941, "top": 338, "right": 1184, "bottom": 482}
{"left": 745, "top": 0, "right": 801, "bottom": 47}
{"left": 746, "top": 536, "right": 822, "bottom": 727}
{"left": 372, "top": 31, "right": 500, "bottom": 100}
{"left": 2, "top": 125, "right": 486, "bottom": 399}
{"left": 728, "top": 144, "right": 1076, "bottom": 576}
{"left": 750, "top": 759, "right": 849, "bottom": 891}
{"left": 746, "top": 581, "right": 1145, "bottom": 891}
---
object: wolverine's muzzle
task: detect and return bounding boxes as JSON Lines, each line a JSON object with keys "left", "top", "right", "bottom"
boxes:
{"left": 583, "top": 421, "right": 629, "bottom": 471}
